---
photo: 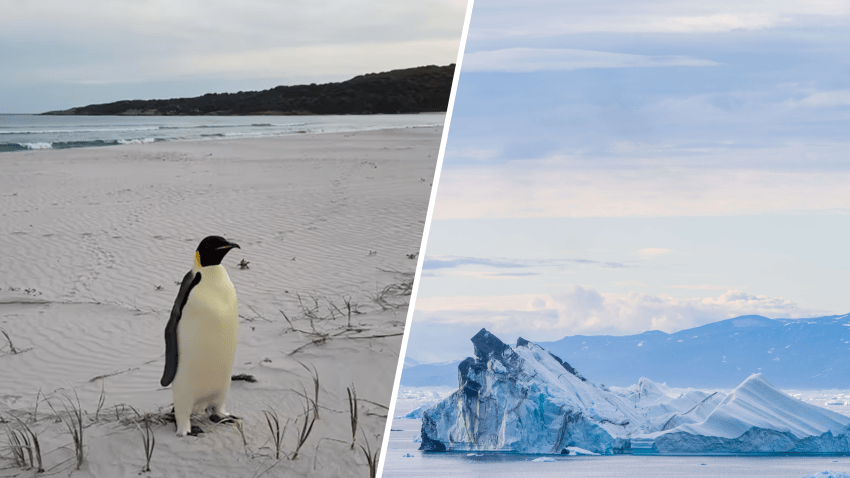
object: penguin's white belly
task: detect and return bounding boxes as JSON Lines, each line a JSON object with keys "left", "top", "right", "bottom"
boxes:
{"left": 175, "top": 271, "right": 238, "bottom": 409}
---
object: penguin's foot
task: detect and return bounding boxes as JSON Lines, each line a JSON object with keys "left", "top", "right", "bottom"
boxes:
{"left": 175, "top": 418, "right": 199, "bottom": 437}
{"left": 210, "top": 413, "right": 240, "bottom": 424}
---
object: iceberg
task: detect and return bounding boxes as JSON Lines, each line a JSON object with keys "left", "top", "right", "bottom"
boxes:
{"left": 419, "top": 328, "right": 850, "bottom": 455}
{"left": 650, "top": 373, "right": 850, "bottom": 454}
{"left": 403, "top": 400, "right": 438, "bottom": 419}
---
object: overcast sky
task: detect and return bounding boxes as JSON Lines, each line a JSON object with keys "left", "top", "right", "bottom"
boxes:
{"left": 407, "top": 0, "right": 850, "bottom": 363}
{"left": 1, "top": 0, "right": 468, "bottom": 113}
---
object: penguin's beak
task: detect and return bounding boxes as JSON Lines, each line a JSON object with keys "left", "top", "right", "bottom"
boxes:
{"left": 217, "top": 242, "right": 241, "bottom": 250}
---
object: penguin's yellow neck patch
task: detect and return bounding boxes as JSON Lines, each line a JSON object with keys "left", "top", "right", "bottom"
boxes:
{"left": 194, "top": 251, "right": 201, "bottom": 268}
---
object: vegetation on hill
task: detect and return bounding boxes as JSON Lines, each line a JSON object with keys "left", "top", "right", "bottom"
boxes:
{"left": 44, "top": 64, "right": 454, "bottom": 116}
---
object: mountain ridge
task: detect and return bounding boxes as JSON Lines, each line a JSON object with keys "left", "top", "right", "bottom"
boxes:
{"left": 43, "top": 64, "right": 454, "bottom": 116}
{"left": 401, "top": 313, "right": 850, "bottom": 389}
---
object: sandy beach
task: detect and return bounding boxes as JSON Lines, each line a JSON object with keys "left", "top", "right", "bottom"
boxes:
{"left": 0, "top": 125, "right": 441, "bottom": 477}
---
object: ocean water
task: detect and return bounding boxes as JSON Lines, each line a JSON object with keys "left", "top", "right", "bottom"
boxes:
{"left": 382, "top": 399, "right": 850, "bottom": 478}
{"left": 382, "top": 417, "right": 850, "bottom": 478}
{"left": 0, "top": 113, "right": 444, "bottom": 153}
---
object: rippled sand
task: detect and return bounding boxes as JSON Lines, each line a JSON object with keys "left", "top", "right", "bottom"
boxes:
{"left": 0, "top": 126, "right": 441, "bottom": 477}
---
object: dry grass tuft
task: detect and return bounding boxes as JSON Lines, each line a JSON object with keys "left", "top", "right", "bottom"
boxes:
{"left": 4, "top": 426, "right": 28, "bottom": 469}
{"left": 347, "top": 384, "right": 359, "bottom": 450}
{"left": 115, "top": 404, "right": 173, "bottom": 428}
{"left": 0, "top": 329, "right": 19, "bottom": 354}
{"left": 46, "top": 388, "right": 85, "bottom": 471}
{"left": 326, "top": 295, "right": 362, "bottom": 328}
{"left": 135, "top": 413, "right": 155, "bottom": 473}
{"left": 372, "top": 277, "right": 413, "bottom": 310}
{"left": 290, "top": 396, "right": 317, "bottom": 461}
{"left": 2, "top": 391, "right": 44, "bottom": 473}
{"left": 359, "top": 428, "right": 380, "bottom": 478}
{"left": 297, "top": 361, "right": 321, "bottom": 420}
{"left": 94, "top": 382, "right": 105, "bottom": 421}
{"left": 0, "top": 328, "right": 32, "bottom": 355}
{"left": 262, "top": 408, "right": 287, "bottom": 460}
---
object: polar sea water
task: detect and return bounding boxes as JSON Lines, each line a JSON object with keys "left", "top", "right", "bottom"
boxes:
{"left": 383, "top": 388, "right": 850, "bottom": 478}
{"left": 0, "top": 113, "right": 445, "bottom": 152}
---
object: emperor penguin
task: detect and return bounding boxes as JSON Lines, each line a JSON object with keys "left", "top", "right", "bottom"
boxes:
{"left": 160, "top": 235, "right": 241, "bottom": 436}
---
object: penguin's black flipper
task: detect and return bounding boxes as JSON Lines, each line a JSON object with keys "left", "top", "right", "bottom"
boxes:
{"left": 160, "top": 271, "right": 201, "bottom": 387}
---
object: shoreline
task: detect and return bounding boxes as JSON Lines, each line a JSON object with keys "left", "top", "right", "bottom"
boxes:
{"left": 0, "top": 124, "right": 442, "bottom": 158}
{"left": 0, "top": 115, "right": 446, "bottom": 155}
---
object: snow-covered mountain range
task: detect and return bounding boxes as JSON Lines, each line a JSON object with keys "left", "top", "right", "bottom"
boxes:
{"left": 419, "top": 329, "right": 850, "bottom": 455}
{"left": 403, "top": 314, "right": 850, "bottom": 389}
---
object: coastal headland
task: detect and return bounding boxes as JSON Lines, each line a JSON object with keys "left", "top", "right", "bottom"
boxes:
{"left": 43, "top": 65, "right": 455, "bottom": 116}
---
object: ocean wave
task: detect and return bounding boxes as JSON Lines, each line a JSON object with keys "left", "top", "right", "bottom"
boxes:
{"left": 0, "top": 126, "right": 162, "bottom": 135}
{"left": 223, "top": 131, "right": 269, "bottom": 137}
{"left": 155, "top": 122, "right": 308, "bottom": 130}
{"left": 22, "top": 142, "right": 54, "bottom": 149}
{"left": 0, "top": 142, "right": 54, "bottom": 152}
{"left": 116, "top": 138, "right": 156, "bottom": 145}
{"left": 2, "top": 121, "right": 311, "bottom": 136}
{"left": 0, "top": 121, "right": 300, "bottom": 134}
{"left": 0, "top": 115, "right": 445, "bottom": 153}
{"left": 0, "top": 138, "right": 166, "bottom": 152}
{"left": 191, "top": 122, "right": 307, "bottom": 129}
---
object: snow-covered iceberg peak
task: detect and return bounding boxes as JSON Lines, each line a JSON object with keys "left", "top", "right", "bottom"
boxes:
{"left": 677, "top": 373, "right": 850, "bottom": 440}
{"left": 420, "top": 329, "right": 850, "bottom": 455}
{"left": 651, "top": 373, "right": 850, "bottom": 454}
{"left": 420, "top": 328, "right": 637, "bottom": 454}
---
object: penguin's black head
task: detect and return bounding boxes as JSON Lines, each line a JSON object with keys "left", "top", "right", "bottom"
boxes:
{"left": 196, "top": 235, "right": 240, "bottom": 267}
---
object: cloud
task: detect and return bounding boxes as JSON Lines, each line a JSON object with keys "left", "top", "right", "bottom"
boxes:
{"left": 463, "top": 48, "right": 719, "bottom": 73}
{"left": 1, "top": 0, "right": 467, "bottom": 110}
{"left": 652, "top": 13, "right": 779, "bottom": 32}
{"left": 423, "top": 257, "right": 528, "bottom": 270}
{"left": 1, "top": 0, "right": 466, "bottom": 47}
{"left": 17, "top": 40, "right": 461, "bottom": 86}
{"left": 667, "top": 284, "right": 733, "bottom": 290}
{"left": 614, "top": 280, "right": 650, "bottom": 287}
{"left": 417, "top": 293, "right": 553, "bottom": 312}
{"left": 422, "top": 255, "right": 629, "bottom": 270}
{"left": 787, "top": 90, "right": 850, "bottom": 108}
{"left": 441, "top": 270, "right": 541, "bottom": 279}
{"left": 465, "top": 0, "right": 850, "bottom": 39}
{"left": 638, "top": 248, "right": 674, "bottom": 257}
{"left": 433, "top": 167, "right": 850, "bottom": 219}
{"left": 414, "top": 286, "right": 829, "bottom": 338}
{"left": 638, "top": 87, "right": 850, "bottom": 130}
{"left": 444, "top": 81, "right": 850, "bottom": 170}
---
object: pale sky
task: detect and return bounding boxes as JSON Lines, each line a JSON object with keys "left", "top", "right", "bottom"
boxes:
{"left": 1, "top": 0, "right": 468, "bottom": 113}
{"left": 407, "top": 0, "right": 850, "bottom": 363}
